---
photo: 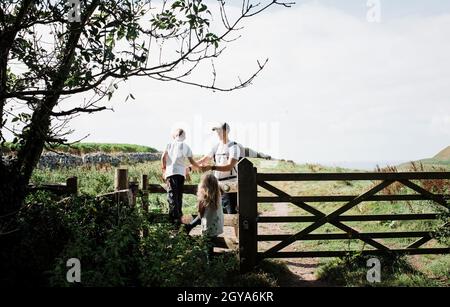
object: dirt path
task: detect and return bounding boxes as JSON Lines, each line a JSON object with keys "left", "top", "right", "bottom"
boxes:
{"left": 258, "top": 203, "right": 329, "bottom": 287}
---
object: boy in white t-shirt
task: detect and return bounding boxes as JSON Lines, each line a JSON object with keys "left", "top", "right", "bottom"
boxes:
{"left": 161, "top": 129, "right": 200, "bottom": 226}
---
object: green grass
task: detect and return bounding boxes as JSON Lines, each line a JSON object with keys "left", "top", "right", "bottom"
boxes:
{"left": 2, "top": 142, "right": 158, "bottom": 155}
{"left": 30, "top": 157, "right": 449, "bottom": 287}
{"left": 317, "top": 254, "right": 446, "bottom": 287}
{"left": 31, "top": 160, "right": 202, "bottom": 214}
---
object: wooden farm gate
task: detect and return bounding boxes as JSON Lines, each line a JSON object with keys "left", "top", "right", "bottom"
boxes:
{"left": 237, "top": 159, "right": 450, "bottom": 272}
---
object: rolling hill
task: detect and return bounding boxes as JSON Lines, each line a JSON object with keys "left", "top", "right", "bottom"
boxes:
{"left": 399, "top": 145, "right": 450, "bottom": 170}
{"left": 434, "top": 146, "right": 450, "bottom": 160}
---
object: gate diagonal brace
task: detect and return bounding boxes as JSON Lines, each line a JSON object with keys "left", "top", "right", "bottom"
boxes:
{"left": 258, "top": 181, "right": 325, "bottom": 217}
{"left": 261, "top": 180, "right": 395, "bottom": 258}
{"left": 399, "top": 180, "right": 449, "bottom": 209}
{"left": 259, "top": 181, "right": 390, "bottom": 253}
{"left": 407, "top": 221, "right": 449, "bottom": 249}
{"left": 397, "top": 180, "right": 449, "bottom": 249}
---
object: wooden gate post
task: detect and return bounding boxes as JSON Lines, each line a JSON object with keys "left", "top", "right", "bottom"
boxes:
{"left": 66, "top": 177, "right": 78, "bottom": 196}
{"left": 238, "top": 158, "right": 258, "bottom": 273}
{"left": 129, "top": 178, "right": 139, "bottom": 207}
{"left": 115, "top": 168, "right": 129, "bottom": 203}
{"left": 141, "top": 174, "right": 149, "bottom": 213}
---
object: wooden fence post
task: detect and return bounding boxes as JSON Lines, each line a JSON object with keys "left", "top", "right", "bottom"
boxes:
{"left": 238, "top": 158, "right": 258, "bottom": 273}
{"left": 115, "top": 168, "right": 129, "bottom": 203}
{"left": 141, "top": 174, "right": 149, "bottom": 213}
{"left": 129, "top": 178, "right": 139, "bottom": 207}
{"left": 66, "top": 177, "right": 78, "bottom": 196}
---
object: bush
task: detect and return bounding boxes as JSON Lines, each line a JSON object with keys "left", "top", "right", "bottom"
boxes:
{"left": 1, "top": 192, "right": 276, "bottom": 287}
{"left": 317, "top": 254, "right": 442, "bottom": 287}
{"left": 433, "top": 206, "right": 450, "bottom": 246}
{"left": 51, "top": 217, "right": 273, "bottom": 287}
{"left": 50, "top": 199, "right": 143, "bottom": 287}
{"left": 0, "top": 192, "right": 70, "bottom": 286}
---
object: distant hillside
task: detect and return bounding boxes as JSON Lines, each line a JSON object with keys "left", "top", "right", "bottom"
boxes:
{"left": 52, "top": 143, "right": 158, "bottom": 155}
{"left": 398, "top": 145, "right": 450, "bottom": 170}
{"left": 2, "top": 142, "right": 157, "bottom": 155}
{"left": 434, "top": 146, "right": 450, "bottom": 160}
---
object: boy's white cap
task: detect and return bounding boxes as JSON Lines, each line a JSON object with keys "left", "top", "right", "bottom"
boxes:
{"left": 212, "top": 122, "right": 230, "bottom": 133}
{"left": 173, "top": 128, "right": 186, "bottom": 141}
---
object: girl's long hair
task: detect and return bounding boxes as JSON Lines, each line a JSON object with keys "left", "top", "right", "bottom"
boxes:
{"left": 197, "top": 173, "right": 221, "bottom": 210}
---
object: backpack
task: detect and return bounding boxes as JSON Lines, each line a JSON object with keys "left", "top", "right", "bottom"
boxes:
{"left": 212, "top": 141, "right": 245, "bottom": 178}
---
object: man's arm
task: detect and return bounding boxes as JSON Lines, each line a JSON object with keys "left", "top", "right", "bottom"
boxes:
{"left": 203, "top": 157, "right": 238, "bottom": 172}
{"left": 204, "top": 143, "right": 240, "bottom": 172}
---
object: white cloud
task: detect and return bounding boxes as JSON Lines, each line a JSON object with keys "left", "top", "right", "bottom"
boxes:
{"left": 68, "top": 3, "right": 450, "bottom": 164}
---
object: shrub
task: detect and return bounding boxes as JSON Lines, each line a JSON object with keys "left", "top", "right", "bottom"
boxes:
{"left": 0, "top": 192, "right": 70, "bottom": 286}
{"left": 317, "top": 254, "right": 442, "bottom": 287}
{"left": 1, "top": 192, "right": 276, "bottom": 287}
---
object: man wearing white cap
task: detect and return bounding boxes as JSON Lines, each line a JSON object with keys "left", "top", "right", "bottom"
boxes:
{"left": 196, "top": 122, "right": 242, "bottom": 214}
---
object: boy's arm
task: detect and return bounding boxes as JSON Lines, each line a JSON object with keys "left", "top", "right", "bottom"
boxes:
{"left": 188, "top": 157, "right": 201, "bottom": 170}
{"left": 195, "top": 155, "right": 211, "bottom": 166}
{"left": 195, "top": 145, "right": 216, "bottom": 167}
{"left": 161, "top": 151, "right": 168, "bottom": 170}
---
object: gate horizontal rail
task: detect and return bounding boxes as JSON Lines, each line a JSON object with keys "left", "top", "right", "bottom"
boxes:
{"left": 257, "top": 248, "right": 450, "bottom": 259}
{"left": 258, "top": 231, "right": 436, "bottom": 241}
{"left": 237, "top": 158, "right": 450, "bottom": 273}
{"left": 257, "top": 172, "right": 450, "bottom": 181}
{"left": 258, "top": 195, "right": 449, "bottom": 203}
{"left": 257, "top": 214, "right": 440, "bottom": 223}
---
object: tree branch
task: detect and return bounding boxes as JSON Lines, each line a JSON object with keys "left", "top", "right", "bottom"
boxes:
{"left": 50, "top": 106, "right": 108, "bottom": 117}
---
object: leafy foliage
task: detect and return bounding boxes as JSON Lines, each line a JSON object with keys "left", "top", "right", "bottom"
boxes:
{"left": 1, "top": 1, "right": 288, "bottom": 216}
{"left": 317, "top": 254, "right": 443, "bottom": 287}
{"left": 1, "top": 191, "right": 276, "bottom": 287}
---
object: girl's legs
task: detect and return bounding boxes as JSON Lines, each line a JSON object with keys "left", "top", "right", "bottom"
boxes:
{"left": 184, "top": 215, "right": 201, "bottom": 234}
{"left": 190, "top": 215, "right": 201, "bottom": 227}
{"left": 206, "top": 236, "right": 217, "bottom": 259}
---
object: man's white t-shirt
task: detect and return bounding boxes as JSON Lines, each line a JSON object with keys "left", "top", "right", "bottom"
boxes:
{"left": 165, "top": 141, "right": 193, "bottom": 178}
{"left": 208, "top": 141, "right": 240, "bottom": 181}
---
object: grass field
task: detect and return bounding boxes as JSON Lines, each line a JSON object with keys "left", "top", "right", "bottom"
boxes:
{"left": 30, "top": 156, "right": 449, "bottom": 287}
{"left": 31, "top": 160, "right": 202, "bottom": 214}
{"left": 2, "top": 142, "right": 158, "bottom": 155}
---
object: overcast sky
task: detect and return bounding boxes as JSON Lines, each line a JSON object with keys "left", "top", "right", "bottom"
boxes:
{"left": 66, "top": 0, "right": 450, "bottom": 167}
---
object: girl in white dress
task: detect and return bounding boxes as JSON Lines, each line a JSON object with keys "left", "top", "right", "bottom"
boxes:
{"left": 186, "top": 173, "right": 224, "bottom": 256}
